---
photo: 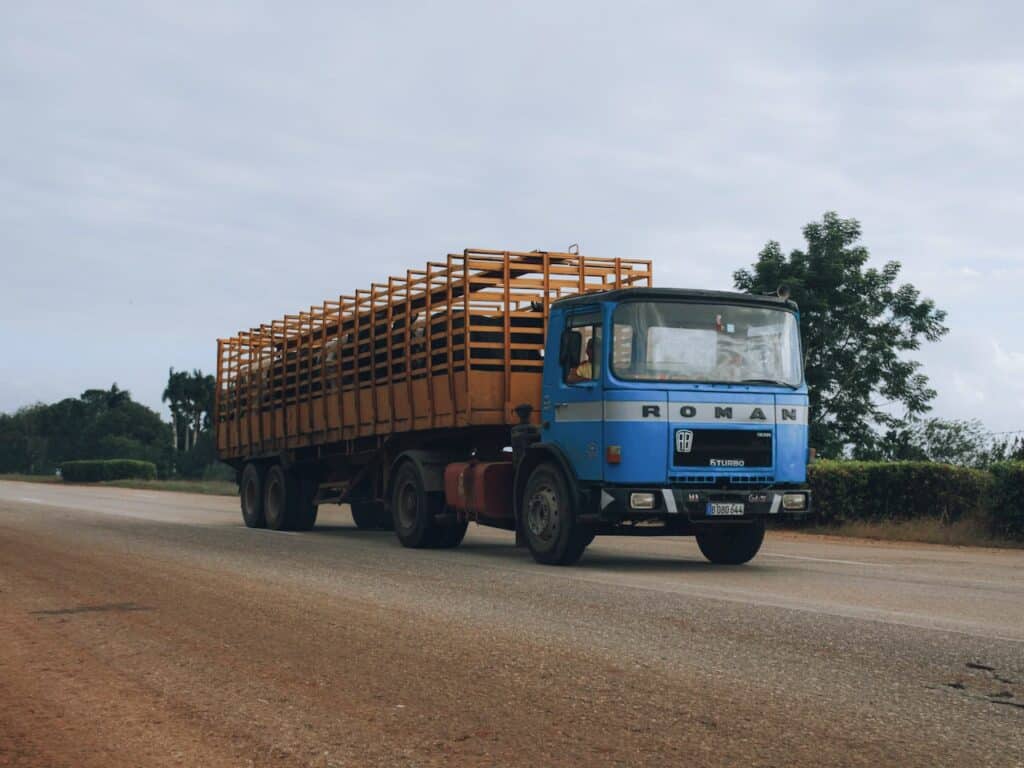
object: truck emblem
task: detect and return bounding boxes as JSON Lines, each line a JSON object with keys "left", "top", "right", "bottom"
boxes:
{"left": 675, "top": 429, "right": 694, "bottom": 453}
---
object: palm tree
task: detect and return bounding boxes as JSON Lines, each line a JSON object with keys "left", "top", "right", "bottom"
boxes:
{"left": 162, "top": 369, "right": 189, "bottom": 452}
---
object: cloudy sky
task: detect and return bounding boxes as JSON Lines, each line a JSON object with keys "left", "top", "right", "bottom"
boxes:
{"left": 2, "top": 2, "right": 1022, "bottom": 436}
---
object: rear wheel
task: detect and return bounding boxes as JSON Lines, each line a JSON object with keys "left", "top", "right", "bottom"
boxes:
{"left": 433, "top": 519, "right": 469, "bottom": 548}
{"left": 522, "top": 462, "right": 592, "bottom": 565}
{"left": 390, "top": 461, "right": 463, "bottom": 549}
{"left": 350, "top": 501, "right": 389, "bottom": 530}
{"left": 240, "top": 463, "right": 265, "bottom": 528}
{"left": 696, "top": 520, "right": 765, "bottom": 565}
{"left": 391, "top": 461, "right": 439, "bottom": 548}
{"left": 263, "top": 464, "right": 299, "bottom": 531}
{"left": 290, "top": 473, "right": 318, "bottom": 531}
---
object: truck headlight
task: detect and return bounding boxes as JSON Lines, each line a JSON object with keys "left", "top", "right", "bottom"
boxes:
{"left": 782, "top": 492, "right": 808, "bottom": 511}
{"left": 630, "top": 492, "right": 656, "bottom": 510}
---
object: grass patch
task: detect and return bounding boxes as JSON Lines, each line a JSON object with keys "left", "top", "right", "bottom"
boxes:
{"left": 99, "top": 479, "right": 237, "bottom": 496}
{"left": 784, "top": 514, "right": 1024, "bottom": 550}
{"left": 0, "top": 473, "right": 62, "bottom": 484}
{"left": 0, "top": 474, "right": 237, "bottom": 497}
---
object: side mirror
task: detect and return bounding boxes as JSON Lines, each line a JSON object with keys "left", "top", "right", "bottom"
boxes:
{"left": 559, "top": 330, "right": 582, "bottom": 368}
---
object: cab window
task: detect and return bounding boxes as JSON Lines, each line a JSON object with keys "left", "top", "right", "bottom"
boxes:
{"left": 563, "top": 313, "right": 602, "bottom": 385}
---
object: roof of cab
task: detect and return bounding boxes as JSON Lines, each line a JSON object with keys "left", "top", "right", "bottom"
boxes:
{"left": 553, "top": 286, "right": 798, "bottom": 311}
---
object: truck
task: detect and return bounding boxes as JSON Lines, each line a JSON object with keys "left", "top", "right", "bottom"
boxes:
{"left": 215, "top": 247, "right": 811, "bottom": 565}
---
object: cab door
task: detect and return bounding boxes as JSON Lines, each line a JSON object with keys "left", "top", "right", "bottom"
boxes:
{"left": 542, "top": 307, "right": 604, "bottom": 482}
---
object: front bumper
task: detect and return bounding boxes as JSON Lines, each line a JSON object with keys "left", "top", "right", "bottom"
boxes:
{"left": 591, "top": 486, "right": 812, "bottom": 523}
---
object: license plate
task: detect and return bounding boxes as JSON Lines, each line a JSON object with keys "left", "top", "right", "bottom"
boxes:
{"left": 706, "top": 502, "right": 745, "bottom": 516}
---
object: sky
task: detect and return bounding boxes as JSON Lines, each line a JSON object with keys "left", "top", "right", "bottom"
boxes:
{"left": 2, "top": 1, "right": 1022, "bottom": 436}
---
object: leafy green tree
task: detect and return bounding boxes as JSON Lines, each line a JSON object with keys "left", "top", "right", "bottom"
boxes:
{"left": 0, "top": 385, "right": 172, "bottom": 475}
{"left": 163, "top": 368, "right": 190, "bottom": 451}
{"left": 163, "top": 368, "right": 215, "bottom": 452}
{"left": 877, "top": 417, "right": 994, "bottom": 466}
{"left": 734, "top": 212, "right": 948, "bottom": 457}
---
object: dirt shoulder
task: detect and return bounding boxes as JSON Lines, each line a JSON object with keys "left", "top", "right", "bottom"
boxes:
{"left": 0, "top": 474, "right": 236, "bottom": 496}
{"left": 4, "top": 514, "right": 1008, "bottom": 768}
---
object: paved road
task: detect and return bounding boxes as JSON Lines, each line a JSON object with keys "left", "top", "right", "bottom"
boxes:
{"left": 0, "top": 480, "right": 1021, "bottom": 767}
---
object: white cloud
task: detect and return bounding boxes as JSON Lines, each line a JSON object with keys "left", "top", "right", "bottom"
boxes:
{"left": 1, "top": 1, "right": 1023, "bottom": 435}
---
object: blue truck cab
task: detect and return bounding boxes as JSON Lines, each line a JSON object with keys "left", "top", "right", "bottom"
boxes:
{"left": 515, "top": 287, "right": 811, "bottom": 566}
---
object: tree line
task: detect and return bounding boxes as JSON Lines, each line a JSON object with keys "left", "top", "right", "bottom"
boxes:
{"left": 0, "top": 212, "right": 1020, "bottom": 479}
{"left": 0, "top": 370, "right": 227, "bottom": 480}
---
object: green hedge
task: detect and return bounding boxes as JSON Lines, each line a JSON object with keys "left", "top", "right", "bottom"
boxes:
{"left": 61, "top": 459, "right": 157, "bottom": 483}
{"left": 807, "top": 460, "right": 991, "bottom": 525}
{"left": 804, "top": 460, "right": 1024, "bottom": 541}
{"left": 988, "top": 462, "right": 1024, "bottom": 539}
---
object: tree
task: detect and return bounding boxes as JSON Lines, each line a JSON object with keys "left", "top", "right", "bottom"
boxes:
{"left": 0, "top": 386, "right": 172, "bottom": 475}
{"left": 162, "top": 368, "right": 190, "bottom": 452}
{"left": 877, "top": 417, "right": 990, "bottom": 466}
{"left": 184, "top": 369, "right": 215, "bottom": 449}
{"left": 733, "top": 212, "right": 948, "bottom": 457}
{"left": 163, "top": 368, "right": 215, "bottom": 452}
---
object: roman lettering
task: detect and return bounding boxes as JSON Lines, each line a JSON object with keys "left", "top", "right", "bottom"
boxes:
{"left": 714, "top": 406, "right": 733, "bottom": 419}
{"left": 679, "top": 405, "right": 697, "bottom": 418}
{"left": 780, "top": 408, "right": 797, "bottom": 421}
{"left": 642, "top": 405, "right": 660, "bottom": 418}
{"left": 749, "top": 407, "right": 767, "bottom": 421}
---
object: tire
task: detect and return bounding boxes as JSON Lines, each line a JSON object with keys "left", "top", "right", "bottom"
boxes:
{"left": 696, "top": 520, "right": 766, "bottom": 565}
{"left": 521, "top": 462, "right": 592, "bottom": 565}
{"left": 350, "top": 501, "right": 388, "bottom": 530}
{"left": 390, "top": 461, "right": 437, "bottom": 548}
{"left": 290, "top": 467, "right": 319, "bottom": 531}
{"left": 263, "top": 464, "right": 298, "bottom": 531}
{"left": 240, "top": 463, "right": 265, "bottom": 528}
{"left": 390, "top": 461, "right": 458, "bottom": 549}
{"left": 433, "top": 520, "right": 469, "bottom": 549}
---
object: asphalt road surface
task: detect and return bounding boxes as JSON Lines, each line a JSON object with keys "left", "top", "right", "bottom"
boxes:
{"left": 1, "top": 480, "right": 1021, "bottom": 768}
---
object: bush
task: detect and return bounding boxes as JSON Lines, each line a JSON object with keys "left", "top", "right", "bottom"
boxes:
{"left": 988, "top": 462, "right": 1024, "bottom": 540}
{"left": 807, "top": 460, "right": 990, "bottom": 526}
{"left": 61, "top": 459, "right": 157, "bottom": 483}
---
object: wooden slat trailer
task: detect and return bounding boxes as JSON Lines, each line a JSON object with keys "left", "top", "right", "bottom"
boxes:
{"left": 215, "top": 248, "right": 652, "bottom": 544}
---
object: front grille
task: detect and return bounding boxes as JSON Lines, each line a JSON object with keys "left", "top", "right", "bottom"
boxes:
{"left": 671, "top": 474, "right": 775, "bottom": 486}
{"left": 672, "top": 428, "right": 772, "bottom": 468}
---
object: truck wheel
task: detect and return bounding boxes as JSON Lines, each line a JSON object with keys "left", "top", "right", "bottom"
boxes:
{"left": 350, "top": 501, "right": 388, "bottom": 530}
{"left": 240, "top": 463, "right": 265, "bottom": 528}
{"left": 433, "top": 520, "right": 469, "bottom": 548}
{"left": 263, "top": 464, "right": 298, "bottom": 531}
{"left": 288, "top": 467, "right": 318, "bottom": 531}
{"left": 390, "top": 461, "right": 443, "bottom": 548}
{"left": 522, "top": 462, "right": 592, "bottom": 565}
{"left": 696, "top": 520, "right": 765, "bottom": 565}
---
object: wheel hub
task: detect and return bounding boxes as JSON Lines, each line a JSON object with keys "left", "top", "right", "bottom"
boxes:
{"left": 526, "top": 485, "right": 560, "bottom": 541}
{"left": 266, "top": 476, "right": 282, "bottom": 521}
{"left": 397, "top": 482, "right": 418, "bottom": 529}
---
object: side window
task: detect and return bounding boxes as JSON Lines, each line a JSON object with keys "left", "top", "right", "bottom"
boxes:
{"left": 612, "top": 323, "right": 633, "bottom": 373}
{"left": 563, "top": 313, "right": 602, "bottom": 385}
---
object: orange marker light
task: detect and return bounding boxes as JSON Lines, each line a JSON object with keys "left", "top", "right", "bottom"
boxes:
{"left": 606, "top": 445, "right": 622, "bottom": 464}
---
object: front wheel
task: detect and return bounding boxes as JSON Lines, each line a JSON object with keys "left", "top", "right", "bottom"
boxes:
{"left": 696, "top": 520, "right": 765, "bottom": 565}
{"left": 522, "top": 463, "right": 592, "bottom": 566}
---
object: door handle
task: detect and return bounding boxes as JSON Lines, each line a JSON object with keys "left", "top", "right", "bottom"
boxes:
{"left": 554, "top": 402, "right": 569, "bottom": 410}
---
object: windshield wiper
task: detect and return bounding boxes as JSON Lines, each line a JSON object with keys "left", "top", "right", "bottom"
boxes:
{"left": 738, "top": 378, "right": 797, "bottom": 388}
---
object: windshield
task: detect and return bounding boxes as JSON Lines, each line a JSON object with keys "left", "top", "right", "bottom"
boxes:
{"left": 611, "top": 301, "right": 803, "bottom": 387}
